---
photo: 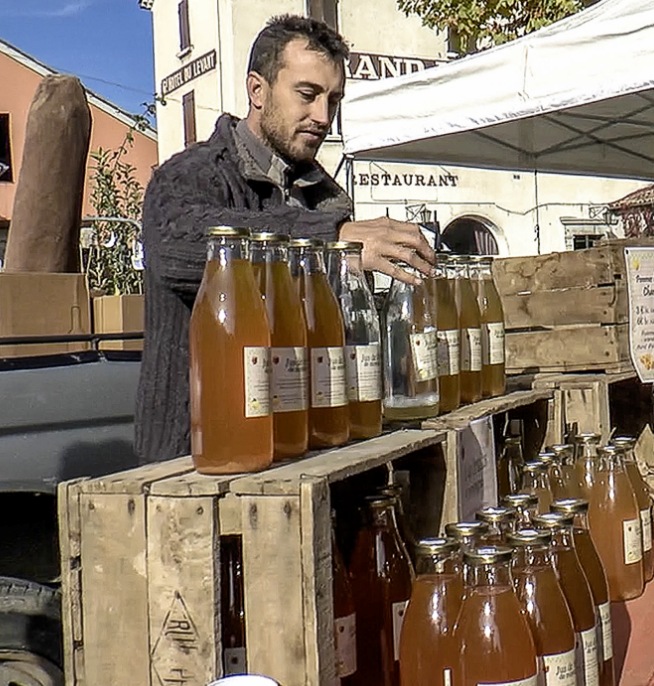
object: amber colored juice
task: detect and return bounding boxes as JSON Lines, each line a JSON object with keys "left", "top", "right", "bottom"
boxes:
{"left": 333, "top": 537, "right": 357, "bottom": 683}
{"left": 253, "top": 261, "right": 308, "bottom": 461}
{"left": 561, "top": 464, "right": 584, "bottom": 499}
{"left": 455, "top": 587, "right": 538, "bottom": 685}
{"left": 298, "top": 271, "right": 349, "bottom": 448}
{"left": 472, "top": 277, "right": 506, "bottom": 398}
{"left": 520, "top": 485, "right": 553, "bottom": 514}
{"left": 553, "top": 548, "right": 597, "bottom": 633}
{"left": 588, "top": 469, "right": 644, "bottom": 602}
{"left": 350, "top": 398, "right": 383, "bottom": 440}
{"left": 190, "top": 259, "right": 273, "bottom": 474}
{"left": 453, "top": 277, "right": 482, "bottom": 405}
{"left": 574, "top": 528, "right": 615, "bottom": 686}
{"left": 427, "top": 277, "right": 460, "bottom": 413}
{"left": 624, "top": 461, "right": 654, "bottom": 582}
{"left": 399, "top": 573, "right": 463, "bottom": 686}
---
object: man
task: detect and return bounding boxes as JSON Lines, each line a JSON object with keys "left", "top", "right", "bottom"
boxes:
{"left": 136, "top": 14, "right": 435, "bottom": 464}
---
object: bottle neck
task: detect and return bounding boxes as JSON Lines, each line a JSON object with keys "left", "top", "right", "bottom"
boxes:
{"left": 415, "top": 551, "right": 459, "bottom": 576}
{"left": 573, "top": 511, "right": 590, "bottom": 530}
{"left": 464, "top": 559, "right": 513, "bottom": 588}
{"left": 550, "top": 526, "right": 575, "bottom": 550}
{"left": 251, "top": 242, "right": 288, "bottom": 264}
{"left": 290, "top": 247, "right": 326, "bottom": 276}
{"left": 208, "top": 236, "right": 249, "bottom": 263}
{"left": 513, "top": 544, "right": 551, "bottom": 570}
{"left": 574, "top": 440, "right": 600, "bottom": 461}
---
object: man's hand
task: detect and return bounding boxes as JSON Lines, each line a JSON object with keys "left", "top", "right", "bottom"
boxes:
{"left": 339, "top": 217, "right": 435, "bottom": 285}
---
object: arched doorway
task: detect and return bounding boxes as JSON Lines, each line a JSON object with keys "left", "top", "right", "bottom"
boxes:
{"left": 442, "top": 216, "right": 500, "bottom": 255}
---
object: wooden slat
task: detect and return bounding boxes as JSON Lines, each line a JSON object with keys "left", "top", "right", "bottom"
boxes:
{"left": 218, "top": 493, "right": 242, "bottom": 536}
{"left": 299, "top": 478, "right": 335, "bottom": 686}
{"left": 79, "top": 493, "right": 150, "bottom": 685}
{"left": 231, "top": 430, "right": 445, "bottom": 496}
{"left": 148, "top": 471, "right": 234, "bottom": 497}
{"left": 502, "top": 283, "right": 627, "bottom": 329}
{"left": 505, "top": 324, "right": 630, "bottom": 374}
{"left": 440, "top": 434, "right": 460, "bottom": 528}
{"left": 241, "top": 494, "right": 306, "bottom": 686}
{"left": 532, "top": 370, "right": 637, "bottom": 387}
{"left": 147, "top": 495, "right": 219, "bottom": 686}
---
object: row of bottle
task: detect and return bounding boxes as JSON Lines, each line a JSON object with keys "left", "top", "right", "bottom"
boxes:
{"left": 329, "top": 491, "right": 618, "bottom": 686}
{"left": 497, "top": 432, "right": 652, "bottom": 602}
{"left": 189, "top": 226, "right": 507, "bottom": 474}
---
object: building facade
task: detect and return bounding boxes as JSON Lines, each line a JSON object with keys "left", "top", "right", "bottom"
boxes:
{"left": 144, "top": 0, "right": 646, "bottom": 257}
{"left": 0, "top": 39, "right": 158, "bottom": 262}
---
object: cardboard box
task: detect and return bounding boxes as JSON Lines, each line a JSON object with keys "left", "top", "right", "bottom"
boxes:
{"left": 0, "top": 272, "right": 91, "bottom": 358}
{"left": 93, "top": 294, "right": 144, "bottom": 351}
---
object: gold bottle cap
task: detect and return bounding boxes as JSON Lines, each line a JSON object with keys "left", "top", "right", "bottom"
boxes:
{"left": 325, "top": 240, "right": 364, "bottom": 251}
{"left": 522, "top": 460, "right": 548, "bottom": 473}
{"left": 503, "top": 493, "right": 539, "bottom": 509}
{"left": 532, "top": 512, "right": 575, "bottom": 530}
{"left": 288, "top": 237, "right": 325, "bottom": 249}
{"left": 610, "top": 435, "right": 637, "bottom": 449}
{"left": 476, "top": 506, "right": 517, "bottom": 524}
{"left": 414, "top": 537, "right": 459, "bottom": 557}
{"left": 548, "top": 444, "right": 574, "bottom": 457}
{"left": 551, "top": 498, "right": 589, "bottom": 515}
{"left": 444, "top": 521, "right": 490, "bottom": 540}
{"left": 574, "top": 432, "right": 601, "bottom": 444}
{"left": 535, "top": 450, "right": 558, "bottom": 465}
{"left": 206, "top": 225, "right": 251, "bottom": 237}
{"left": 506, "top": 528, "right": 552, "bottom": 547}
{"left": 463, "top": 545, "right": 513, "bottom": 565}
{"left": 250, "top": 232, "right": 290, "bottom": 243}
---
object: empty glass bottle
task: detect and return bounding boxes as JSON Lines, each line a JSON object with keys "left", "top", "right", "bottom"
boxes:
{"left": 382, "top": 264, "right": 439, "bottom": 420}
{"left": 327, "top": 241, "right": 383, "bottom": 439}
{"left": 611, "top": 436, "right": 654, "bottom": 583}
{"left": 503, "top": 493, "right": 540, "bottom": 528}
{"left": 521, "top": 460, "right": 554, "bottom": 514}
{"left": 349, "top": 495, "right": 414, "bottom": 686}
{"left": 498, "top": 435, "right": 525, "bottom": 497}
{"left": 290, "top": 238, "right": 349, "bottom": 449}
{"left": 251, "top": 232, "right": 309, "bottom": 461}
{"left": 476, "top": 506, "right": 517, "bottom": 544}
{"left": 399, "top": 538, "right": 462, "bottom": 686}
{"left": 453, "top": 546, "right": 538, "bottom": 686}
{"left": 508, "top": 529, "right": 577, "bottom": 686}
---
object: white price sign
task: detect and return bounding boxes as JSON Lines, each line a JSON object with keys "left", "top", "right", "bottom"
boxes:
{"left": 625, "top": 247, "right": 654, "bottom": 383}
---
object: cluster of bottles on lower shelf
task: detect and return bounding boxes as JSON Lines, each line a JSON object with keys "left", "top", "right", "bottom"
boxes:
{"left": 190, "top": 226, "right": 506, "bottom": 475}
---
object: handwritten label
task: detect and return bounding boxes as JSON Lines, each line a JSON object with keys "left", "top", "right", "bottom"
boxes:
{"left": 623, "top": 518, "right": 643, "bottom": 564}
{"left": 271, "top": 347, "right": 308, "bottom": 413}
{"left": 311, "top": 347, "right": 347, "bottom": 408}
{"left": 410, "top": 331, "right": 438, "bottom": 381}
{"left": 625, "top": 247, "right": 654, "bottom": 382}
{"left": 437, "top": 329, "right": 460, "bottom": 376}
{"left": 244, "top": 347, "right": 271, "bottom": 418}
{"left": 345, "top": 344, "right": 382, "bottom": 402}
{"left": 542, "top": 648, "right": 576, "bottom": 686}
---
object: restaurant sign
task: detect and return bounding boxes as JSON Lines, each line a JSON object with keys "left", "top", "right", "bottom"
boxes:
{"left": 161, "top": 50, "right": 217, "bottom": 96}
{"left": 346, "top": 51, "right": 445, "bottom": 81}
{"left": 624, "top": 246, "right": 654, "bottom": 383}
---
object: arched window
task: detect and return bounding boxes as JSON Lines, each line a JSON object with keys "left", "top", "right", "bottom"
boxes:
{"left": 442, "top": 216, "right": 499, "bottom": 255}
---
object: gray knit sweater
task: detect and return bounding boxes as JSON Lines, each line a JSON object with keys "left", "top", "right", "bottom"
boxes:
{"left": 135, "top": 114, "right": 352, "bottom": 464}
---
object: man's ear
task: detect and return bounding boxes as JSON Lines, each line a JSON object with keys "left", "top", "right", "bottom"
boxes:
{"left": 247, "top": 71, "right": 267, "bottom": 110}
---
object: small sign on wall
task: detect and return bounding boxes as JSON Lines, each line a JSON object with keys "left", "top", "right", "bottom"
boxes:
{"left": 625, "top": 246, "right": 654, "bottom": 383}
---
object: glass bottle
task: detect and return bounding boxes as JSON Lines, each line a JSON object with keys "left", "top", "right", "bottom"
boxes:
{"left": 378, "top": 484, "right": 414, "bottom": 559}
{"left": 503, "top": 493, "right": 540, "bottom": 528}
{"left": 537, "top": 450, "right": 567, "bottom": 500}
{"left": 550, "top": 444, "right": 582, "bottom": 499}
{"left": 611, "top": 436, "right": 654, "bottom": 583}
{"left": 381, "top": 264, "right": 439, "bottom": 420}
{"left": 289, "top": 238, "right": 349, "bottom": 449}
{"left": 551, "top": 499, "right": 614, "bottom": 686}
{"left": 498, "top": 435, "right": 526, "bottom": 497}
{"left": 189, "top": 226, "right": 273, "bottom": 474}
{"left": 453, "top": 546, "right": 538, "bottom": 686}
{"left": 573, "top": 433, "right": 602, "bottom": 500}
{"left": 590, "top": 446, "right": 644, "bottom": 602}
{"left": 427, "top": 254, "right": 460, "bottom": 413}
{"left": 349, "top": 495, "right": 414, "bottom": 686}
{"left": 507, "top": 529, "right": 577, "bottom": 686}
{"left": 533, "top": 513, "right": 599, "bottom": 686}
{"left": 251, "top": 232, "right": 308, "bottom": 461}
{"left": 469, "top": 256, "right": 506, "bottom": 398}
{"left": 476, "top": 506, "right": 517, "bottom": 544}
{"left": 520, "top": 460, "right": 554, "bottom": 514}
{"left": 399, "top": 538, "right": 462, "bottom": 686}
{"left": 332, "top": 516, "right": 357, "bottom": 685}
{"left": 326, "top": 241, "right": 383, "bottom": 439}
{"left": 220, "top": 535, "right": 247, "bottom": 676}
{"left": 446, "top": 256, "right": 482, "bottom": 405}
{"left": 444, "top": 521, "right": 490, "bottom": 553}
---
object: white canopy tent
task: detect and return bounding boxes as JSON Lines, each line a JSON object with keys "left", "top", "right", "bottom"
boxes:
{"left": 341, "top": 0, "right": 654, "bottom": 180}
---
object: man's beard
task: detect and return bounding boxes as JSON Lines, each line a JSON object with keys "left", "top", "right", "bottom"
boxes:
{"left": 260, "top": 99, "right": 320, "bottom": 164}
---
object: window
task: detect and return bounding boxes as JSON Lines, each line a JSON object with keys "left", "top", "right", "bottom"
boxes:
{"left": 178, "top": 0, "right": 191, "bottom": 53}
{"left": 0, "top": 114, "right": 12, "bottom": 182}
{"left": 573, "top": 234, "right": 603, "bottom": 250}
{"left": 307, "top": 0, "right": 338, "bottom": 29}
{"left": 182, "top": 91, "right": 196, "bottom": 147}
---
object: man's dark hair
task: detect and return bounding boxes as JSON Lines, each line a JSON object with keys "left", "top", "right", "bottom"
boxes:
{"left": 248, "top": 14, "right": 349, "bottom": 83}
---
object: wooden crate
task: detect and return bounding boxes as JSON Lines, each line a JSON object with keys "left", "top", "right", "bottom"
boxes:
{"left": 493, "top": 238, "right": 654, "bottom": 374}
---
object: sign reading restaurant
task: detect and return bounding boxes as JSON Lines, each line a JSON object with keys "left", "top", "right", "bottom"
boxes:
{"left": 161, "top": 49, "right": 217, "bottom": 96}
{"left": 346, "top": 51, "right": 445, "bottom": 81}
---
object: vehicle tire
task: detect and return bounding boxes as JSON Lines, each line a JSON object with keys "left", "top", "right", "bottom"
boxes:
{"left": 0, "top": 577, "right": 63, "bottom": 686}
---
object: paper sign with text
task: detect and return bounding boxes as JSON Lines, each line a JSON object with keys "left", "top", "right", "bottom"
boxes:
{"left": 625, "top": 247, "right": 654, "bottom": 383}
{"left": 456, "top": 416, "right": 498, "bottom": 520}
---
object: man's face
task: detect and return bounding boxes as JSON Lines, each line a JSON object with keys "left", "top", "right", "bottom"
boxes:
{"left": 258, "top": 39, "right": 345, "bottom": 164}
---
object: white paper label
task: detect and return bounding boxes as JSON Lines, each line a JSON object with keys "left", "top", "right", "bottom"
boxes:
{"left": 478, "top": 677, "right": 538, "bottom": 686}
{"left": 345, "top": 344, "right": 382, "bottom": 402}
{"left": 486, "top": 321, "right": 505, "bottom": 365}
{"left": 223, "top": 647, "right": 247, "bottom": 675}
{"left": 623, "top": 517, "right": 644, "bottom": 564}
{"left": 598, "top": 602, "right": 613, "bottom": 662}
{"left": 575, "top": 628, "right": 599, "bottom": 686}
{"left": 271, "top": 346, "right": 308, "bottom": 413}
{"left": 444, "top": 669, "right": 452, "bottom": 686}
{"left": 462, "top": 327, "right": 482, "bottom": 372}
{"left": 437, "top": 329, "right": 460, "bottom": 376}
{"left": 334, "top": 612, "right": 357, "bottom": 677}
{"left": 392, "top": 600, "right": 409, "bottom": 662}
{"left": 542, "top": 648, "right": 576, "bottom": 686}
{"left": 310, "top": 347, "right": 347, "bottom": 408}
{"left": 410, "top": 331, "right": 438, "bottom": 381}
{"left": 640, "top": 508, "right": 652, "bottom": 552}
{"left": 243, "top": 347, "right": 271, "bottom": 418}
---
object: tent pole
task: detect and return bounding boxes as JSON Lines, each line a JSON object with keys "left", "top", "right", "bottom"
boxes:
{"left": 534, "top": 170, "right": 541, "bottom": 254}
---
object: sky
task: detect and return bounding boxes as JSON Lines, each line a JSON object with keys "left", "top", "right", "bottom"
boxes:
{"left": 0, "top": 0, "right": 155, "bottom": 124}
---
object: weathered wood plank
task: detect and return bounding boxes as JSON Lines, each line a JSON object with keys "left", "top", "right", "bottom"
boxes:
{"left": 148, "top": 471, "right": 234, "bottom": 497}
{"left": 441, "top": 435, "right": 459, "bottom": 529}
{"left": 241, "top": 494, "right": 306, "bottom": 686}
{"left": 79, "top": 493, "right": 150, "bottom": 685}
{"left": 218, "top": 493, "right": 242, "bottom": 536}
{"left": 231, "top": 430, "right": 445, "bottom": 496}
{"left": 505, "top": 324, "right": 630, "bottom": 374}
{"left": 147, "top": 495, "right": 219, "bottom": 686}
{"left": 533, "top": 370, "right": 637, "bottom": 388}
{"left": 502, "top": 283, "right": 627, "bottom": 329}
